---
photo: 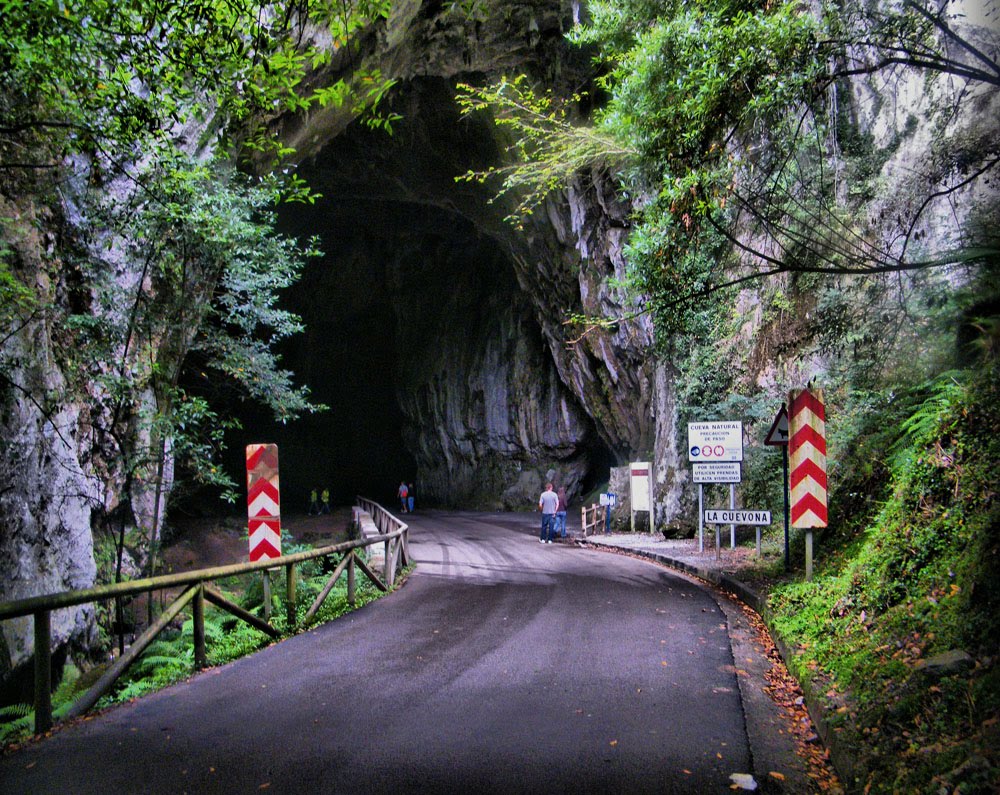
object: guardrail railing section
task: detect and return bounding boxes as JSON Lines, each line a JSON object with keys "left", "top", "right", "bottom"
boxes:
{"left": 581, "top": 503, "right": 607, "bottom": 537}
{"left": 0, "top": 496, "right": 408, "bottom": 735}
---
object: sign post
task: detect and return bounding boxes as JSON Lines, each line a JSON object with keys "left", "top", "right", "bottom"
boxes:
{"left": 689, "top": 422, "right": 743, "bottom": 554}
{"left": 629, "top": 463, "right": 652, "bottom": 534}
{"left": 788, "top": 389, "right": 828, "bottom": 580}
{"left": 246, "top": 444, "right": 281, "bottom": 618}
{"left": 599, "top": 492, "right": 617, "bottom": 534}
{"left": 764, "top": 404, "right": 790, "bottom": 570}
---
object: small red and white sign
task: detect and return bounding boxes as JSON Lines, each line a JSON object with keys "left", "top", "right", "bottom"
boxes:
{"left": 246, "top": 443, "right": 281, "bottom": 561}
{"left": 788, "top": 389, "right": 827, "bottom": 528}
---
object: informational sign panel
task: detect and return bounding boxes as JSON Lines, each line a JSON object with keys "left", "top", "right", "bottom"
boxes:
{"left": 692, "top": 462, "right": 742, "bottom": 483}
{"left": 599, "top": 492, "right": 618, "bottom": 507}
{"left": 704, "top": 509, "right": 772, "bottom": 525}
{"left": 789, "top": 389, "right": 828, "bottom": 528}
{"left": 246, "top": 443, "right": 281, "bottom": 562}
{"left": 630, "top": 462, "right": 651, "bottom": 512}
{"left": 688, "top": 422, "right": 743, "bottom": 462}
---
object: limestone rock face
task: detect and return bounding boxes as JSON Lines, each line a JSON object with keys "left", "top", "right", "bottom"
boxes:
{"left": 279, "top": 0, "right": 665, "bottom": 509}
{"left": 0, "top": 198, "right": 99, "bottom": 677}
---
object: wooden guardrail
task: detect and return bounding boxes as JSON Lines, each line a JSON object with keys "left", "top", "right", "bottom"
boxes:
{"left": 581, "top": 503, "right": 607, "bottom": 537}
{"left": 0, "top": 497, "right": 408, "bottom": 736}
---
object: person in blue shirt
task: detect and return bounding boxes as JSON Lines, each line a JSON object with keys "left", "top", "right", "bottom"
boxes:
{"left": 538, "top": 483, "right": 558, "bottom": 544}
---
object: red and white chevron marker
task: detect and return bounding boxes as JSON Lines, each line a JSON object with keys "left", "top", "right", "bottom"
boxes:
{"left": 246, "top": 443, "right": 281, "bottom": 562}
{"left": 788, "top": 388, "right": 828, "bottom": 528}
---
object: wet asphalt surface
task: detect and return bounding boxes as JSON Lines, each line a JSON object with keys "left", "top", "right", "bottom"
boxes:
{"left": 0, "top": 510, "right": 774, "bottom": 794}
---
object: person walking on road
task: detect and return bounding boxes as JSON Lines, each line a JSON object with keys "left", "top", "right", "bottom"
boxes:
{"left": 319, "top": 487, "right": 331, "bottom": 515}
{"left": 555, "top": 486, "right": 568, "bottom": 538}
{"left": 398, "top": 481, "right": 409, "bottom": 513}
{"left": 407, "top": 483, "right": 415, "bottom": 514}
{"left": 538, "top": 483, "right": 558, "bottom": 544}
{"left": 308, "top": 488, "right": 320, "bottom": 516}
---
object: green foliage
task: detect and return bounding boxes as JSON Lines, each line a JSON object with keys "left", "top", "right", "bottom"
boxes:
{"left": 456, "top": 75, "right": 635, "bottom": 227}
{"left": 0, "top": 0, "right": 397, "bottom": 170}
{"left": 769, "top": 362, "right": 1000, "bottom": 792}
{"left": 457, "top": 0, "right": 998, "bottom": 343}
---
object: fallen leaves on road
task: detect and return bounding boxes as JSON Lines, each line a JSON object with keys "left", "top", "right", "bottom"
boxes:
{"left": 738, "top": 600, "right": 844, "bottom": 794}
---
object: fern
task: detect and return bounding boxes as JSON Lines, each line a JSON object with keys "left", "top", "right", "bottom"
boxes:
{"left": 889, "top": 371, "right": 968, "bottom": 471}
{"left": 0, "top": 702, "right": 31, "bottom": 720}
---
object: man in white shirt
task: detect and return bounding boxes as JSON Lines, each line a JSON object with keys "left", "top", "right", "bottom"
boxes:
{"left": 538, "top": 483, "right": 559, "bottom": 544}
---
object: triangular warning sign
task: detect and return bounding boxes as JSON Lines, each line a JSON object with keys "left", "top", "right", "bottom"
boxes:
{"left": 764, "top": 405, "right": 789, "bottom": 446}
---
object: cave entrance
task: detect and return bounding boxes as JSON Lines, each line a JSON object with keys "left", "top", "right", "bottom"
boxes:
{"left": 202, "top": 78, "right": 616, "bottom": 514}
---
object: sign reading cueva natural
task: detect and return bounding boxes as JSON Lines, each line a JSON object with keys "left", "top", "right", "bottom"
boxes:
{"left": 246, "top": 443, "right": 281, "bottom": 562}
{"left": 688, "top": 421, "right": 743, "bottom": 463}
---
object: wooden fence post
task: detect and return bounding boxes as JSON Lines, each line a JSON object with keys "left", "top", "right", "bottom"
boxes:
{"left": 347, "top": 553, "right": 356, "bottom": 606}
{"left": 33, "top": 609, "right": 52, "bottom": 734}
{"left": 262, "top": 571, "right": 271, "bottom": 622}
{"left": 286, "top": 563, "right": 297, "bottom": 627}
{"left": 193, "top": 585, "right": 206, "bottom": 670}
{"left": 384, "top": 539, "right": 394, "bottom": 588}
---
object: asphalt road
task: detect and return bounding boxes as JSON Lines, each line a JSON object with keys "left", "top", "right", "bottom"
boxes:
{"left": 1, "top": 510, "right": 786, "bottom": 794}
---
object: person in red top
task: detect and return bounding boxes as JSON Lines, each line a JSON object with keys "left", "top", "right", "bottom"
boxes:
{"left": 398, "top": 481, "right": 408, "bottom": 513}
{"left": 555, "top": 486, "right": 568, "bottom": 538}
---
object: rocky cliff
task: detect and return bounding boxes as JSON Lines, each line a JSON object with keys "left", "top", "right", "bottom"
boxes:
{"left": 2, "top": 0, "right": 997, "bottom": 685}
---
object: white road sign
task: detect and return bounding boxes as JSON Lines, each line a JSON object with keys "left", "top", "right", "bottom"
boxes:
{"left": 630, "top": 462, "right": 651, "bottom": 512}
{"left": 704, "top": 509, "right": 772, "bottom": 526}
{"left": 688, "top": 421, "right": 743, "bottom": 462}
{"left": 692, "top": 462, "right": 742, "bottom": 483}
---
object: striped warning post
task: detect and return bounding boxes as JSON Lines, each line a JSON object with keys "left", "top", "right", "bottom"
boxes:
{"left": 246, "top": 443, "right": 281, "bottom": 561}
{"left": 788, "top": 388, "right": 827, "bottom": 528}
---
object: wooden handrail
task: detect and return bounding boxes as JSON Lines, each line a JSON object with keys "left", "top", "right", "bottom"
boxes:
{"left": 581, "top": 503, "right": 606, "bottom": 537}
{"left": 0, "top": 526, "right": 404, "bottom": 621}
{"left": 0, "top": 496, "right": 410, "bottom": 735}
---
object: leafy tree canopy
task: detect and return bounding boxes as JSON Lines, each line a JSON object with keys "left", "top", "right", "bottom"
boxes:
{"left": 0, "top": 1, "right": 395, "bottom": 511}
{"left": 458, "top": 0, "right": 999, "bottom": 337}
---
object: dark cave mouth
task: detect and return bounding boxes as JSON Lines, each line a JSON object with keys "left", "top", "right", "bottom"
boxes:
{"left": 180, "top": 78, "right": 618, "bottom": 515}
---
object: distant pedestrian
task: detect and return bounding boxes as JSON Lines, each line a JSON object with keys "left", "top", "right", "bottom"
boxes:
{"left": 538, "top": 483, "right": 558, "bottom": 544}
{"left": 308, "top": 488, "right": 320, "bottom": 516}
{"left": 398, "top": 481, "right": 408, "bottom": 513}
{"left": 555, "top": 486, "right": 568, "bottom": 538}
{"left": 407, "top": 483, "right": 415, "bottom": 514}
{"left": 319, "top": 488, "right": 331, "bottom": 515}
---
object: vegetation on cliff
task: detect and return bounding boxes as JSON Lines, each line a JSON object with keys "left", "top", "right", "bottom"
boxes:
{"left": 459, "top": 0, "right": 999, "bottom": 789}
{"left": 0, "top": 0, "right": 399, "bottom": 600}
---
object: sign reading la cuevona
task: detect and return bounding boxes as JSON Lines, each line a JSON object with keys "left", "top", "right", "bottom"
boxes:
{"left": 704, "top": 509, "right": 772, "bottom": 526}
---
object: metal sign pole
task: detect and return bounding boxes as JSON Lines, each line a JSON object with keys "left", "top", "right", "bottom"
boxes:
{"left": 698, "top": 484, "right": 704, "bottom": 553}
{"left": 783, "top": 443, "right": 790, "bottom": 571}
{"left": 729, "top": 483, "right": 736, "bottom": 549}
